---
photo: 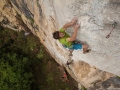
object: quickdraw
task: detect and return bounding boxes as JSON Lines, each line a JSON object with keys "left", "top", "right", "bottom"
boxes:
{"left": 106, "top": 22, "right": 117, "bottom": 38}
{"left": 66, "top": 60, "right": 74, "bottom": 65}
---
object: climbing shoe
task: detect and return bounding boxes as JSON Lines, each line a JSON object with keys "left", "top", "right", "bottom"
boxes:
{"left": 83, "top": 49, "right": 91, "bottom": 54}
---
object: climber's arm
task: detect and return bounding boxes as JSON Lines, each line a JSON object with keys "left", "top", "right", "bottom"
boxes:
{"left": 66, "top": 23, "right": 80, "bottom": 42}
{"left": 66, "top": 29, "right": 78, "bottom": 42}
{"left": 62, "top": 21, "right": 75, "bottom": 30}
{"left": 62, "top": 17, "right": 78, "bottom": 30}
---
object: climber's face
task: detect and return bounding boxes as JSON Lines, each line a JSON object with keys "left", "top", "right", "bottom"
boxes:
{"left": 59, "top": 32, "right": 65, "bottom": 38}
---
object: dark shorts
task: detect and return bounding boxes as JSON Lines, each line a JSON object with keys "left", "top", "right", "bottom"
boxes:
{"left": 63, "top": 43, "right": 82, "bottom": 50}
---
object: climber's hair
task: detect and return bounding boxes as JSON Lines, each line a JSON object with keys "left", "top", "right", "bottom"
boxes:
{"left": 53, "top": 31, "right": 60, "bottom": 39}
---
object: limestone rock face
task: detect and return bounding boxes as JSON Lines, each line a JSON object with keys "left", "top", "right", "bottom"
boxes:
{"left": 0, "top": 0, "right": 120, "bottom": 89}
{"left": 51, "top": 0, "right": 120, "bottom": 76}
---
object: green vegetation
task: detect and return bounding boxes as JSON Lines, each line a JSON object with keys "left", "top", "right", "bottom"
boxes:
{"left": 29, "top": 17, "right": 34, "bottom": 25}
{"left": 0, "top": 27, "right": 37, "bottom": 90}
{"left": 0, "top": 52, "right": 33, "bottom": 90}
{"left": 0, "top": 26, "right": 78, "bottom": 90}
{"left": 81, "top": 85, "right": 87, "bottom": 90}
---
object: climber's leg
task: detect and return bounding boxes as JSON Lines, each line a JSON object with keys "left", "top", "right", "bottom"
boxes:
{"left": 62, "top": 45, "right": 73, "bottom": 56}
{"left": 82, "top": 44, "right": 91, "bottom": 54}
{"left": 73, "top": 43, "right": 82, "bottom": 50}
{"left": 69, "top": 50, "right": 73, "bottom": 56}
{"left": 68, "top": 43, "right": 82, "bottom": 56}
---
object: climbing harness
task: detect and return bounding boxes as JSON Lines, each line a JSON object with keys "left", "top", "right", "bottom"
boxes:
{"left": 106, "top": 22, "right": 117, "bottom": 38}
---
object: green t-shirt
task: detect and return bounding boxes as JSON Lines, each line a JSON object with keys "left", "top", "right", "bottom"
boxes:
{"left": 59, "top": 28, "right": 72, "bottom": 47}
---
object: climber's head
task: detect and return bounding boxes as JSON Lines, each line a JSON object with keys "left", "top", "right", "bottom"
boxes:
{"left": 53, "top": 31, "right": 65, "bottom": 39}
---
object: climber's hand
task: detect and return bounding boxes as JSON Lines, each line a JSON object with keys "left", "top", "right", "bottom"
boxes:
{"left": 71, "top": 17, "right": 78, "bottom": 25}
{"left": 74, "top": 23, "right": 80, "bottom": 30}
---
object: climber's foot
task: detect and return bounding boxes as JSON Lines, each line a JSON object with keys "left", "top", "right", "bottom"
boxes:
{"left": 83, "top": 49, "right": 91, "bottom": 54}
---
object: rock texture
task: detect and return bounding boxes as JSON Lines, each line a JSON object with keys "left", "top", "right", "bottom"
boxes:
{"left": 52, "top": 0, "right": 120, "bottom": 76}
{"left": 0, "top": 0, "right": 120, "bottom": 89}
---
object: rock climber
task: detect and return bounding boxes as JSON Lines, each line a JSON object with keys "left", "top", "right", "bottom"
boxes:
{"left": 52, "top": 18, "right": 90, "bottom": 56}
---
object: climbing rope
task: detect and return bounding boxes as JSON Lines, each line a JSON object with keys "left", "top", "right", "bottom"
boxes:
{"left": 106, "top": 22, "right": 117, "bottom": 38}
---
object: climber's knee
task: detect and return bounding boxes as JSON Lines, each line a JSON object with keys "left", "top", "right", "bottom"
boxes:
{"left": 82, "top": 44, "right": 88, "bottom": 49}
